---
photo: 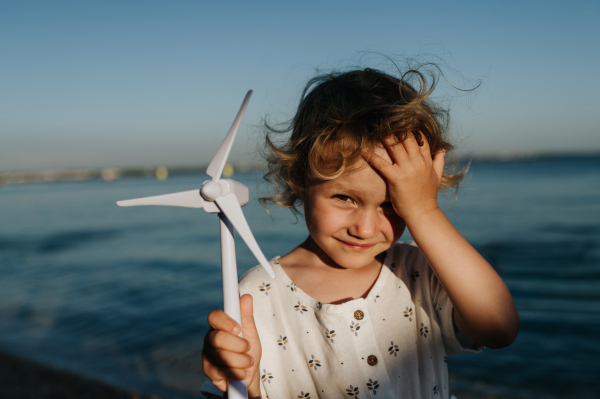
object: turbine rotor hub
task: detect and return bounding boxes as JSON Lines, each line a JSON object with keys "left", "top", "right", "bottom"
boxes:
{"left": 201, "top": 180, "right": 223, "bottom": 201}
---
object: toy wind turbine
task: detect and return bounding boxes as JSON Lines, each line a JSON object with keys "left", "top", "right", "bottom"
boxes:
{"left": 117, "top": 91, "right": 274, "bottom": 399}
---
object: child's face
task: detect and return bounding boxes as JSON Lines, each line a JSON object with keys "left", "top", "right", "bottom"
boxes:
{"left": 303, "top": 146, "right": 406, "bottom": 270}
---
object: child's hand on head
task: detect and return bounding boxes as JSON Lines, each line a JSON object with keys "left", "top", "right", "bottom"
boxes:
{"left": 362, "top": 133, "right": 445, "bottom": 224}
{"left": 202, "top": 294, "right": 262, "bottom": 398}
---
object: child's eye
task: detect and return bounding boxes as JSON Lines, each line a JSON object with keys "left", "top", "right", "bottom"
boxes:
{"left": 334, "top": 195, "right": 353, "bottom": 203}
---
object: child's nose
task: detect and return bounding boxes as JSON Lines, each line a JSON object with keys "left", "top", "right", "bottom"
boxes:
{"left": 348, "top": 208, "right": 379, "bottom": 239}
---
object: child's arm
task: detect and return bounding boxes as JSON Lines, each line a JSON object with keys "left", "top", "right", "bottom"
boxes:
{"left": 202, "top": 294, "right": 264, "bottom": 398}
{"left": 363, "top": 135, "right": 520, "bottom": 349}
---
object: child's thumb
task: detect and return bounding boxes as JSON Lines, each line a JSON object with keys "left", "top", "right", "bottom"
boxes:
{"left": 240, "top": 294, "right": 259, "bottom": 338}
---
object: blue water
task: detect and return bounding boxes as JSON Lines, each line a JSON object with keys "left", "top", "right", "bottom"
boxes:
{"left": 0, "top": 156, "right": 599, "bottom": 398}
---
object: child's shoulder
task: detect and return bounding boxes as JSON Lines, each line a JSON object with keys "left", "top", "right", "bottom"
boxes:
{"left": 239, "top": 258, "right": 279, "bottom": 291}
{"left": 392, "top": 240, "right": 419, "bottom": 252}
{"left": 390, "top": 240, "right": 425, "bottom": 261}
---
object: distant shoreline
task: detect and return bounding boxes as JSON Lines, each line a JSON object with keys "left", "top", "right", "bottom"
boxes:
{"left": 0, "top": 161, "right": 266, "bottom": 186}
{"left": 1, "top": 153, "right": 599, "bottom": 186}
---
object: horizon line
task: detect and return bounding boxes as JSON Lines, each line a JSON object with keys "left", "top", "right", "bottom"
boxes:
{"left": 2, "top": 151, "right": 600, "bottom": 186}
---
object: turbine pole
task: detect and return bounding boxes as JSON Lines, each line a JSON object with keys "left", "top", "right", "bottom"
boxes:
{"left": 219, "top": 213, "right": 247, "bottom": 399}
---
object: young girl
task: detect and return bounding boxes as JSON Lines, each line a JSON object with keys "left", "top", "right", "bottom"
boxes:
{"left": 201, "top": 68, "right": 520, "bottom": 399}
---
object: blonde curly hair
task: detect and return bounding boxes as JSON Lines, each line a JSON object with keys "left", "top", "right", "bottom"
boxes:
{"left": 261, "top": 67, "right": 465, "bottom": 214}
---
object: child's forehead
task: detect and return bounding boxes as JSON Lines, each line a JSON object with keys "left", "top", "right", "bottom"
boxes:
{"left": 344, "top": 144, "right": 393, "bottom": 171}
{"left": 320, "top": 154, "right": 390, "bottom": 194}
{"left": 334, "top": 144, "right": 391, "bottom": 181}
{"left": 369, "top": 144, "right": 393, "bottom": 163}
{"left": 306, "top": 140, "right": 393, "bottom": 196}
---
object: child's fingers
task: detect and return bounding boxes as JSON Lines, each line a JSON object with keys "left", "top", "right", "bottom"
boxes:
{"left": 240, "top": 294, "right": 259, "bottom": 340}
{"left": 381, "top": 135, "right": 407, "bottom": 164}
{"left": 204, "top": 328, "right": 251, "bottom": 352}
{"left": 418, "top": 134, "right": 432, "bottom": 158}
{"left": 202, "top": 362, "right": 228, "bottom": 393}
{"left": 202, "top": 359, "right": 248, "bottom": 386}
{"left": 361, "top": 147, "right": 394, "bottom": 177}
{"left": 203, "top": 353, "right": 252, "bottom": 378}
{"left": 205, "top": 348, "right": 255, "bottom": 369}
{"left": 401, "top": 133, "right": 422, "bottom": 158}
{"left": 432, "top": 150, "right": 446, "bottom": 181}
{"left": 207, "top": 309, "right": 241, "bottom": 335}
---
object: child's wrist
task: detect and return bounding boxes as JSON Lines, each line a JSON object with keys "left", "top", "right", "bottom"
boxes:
{"left": 402, "top": 203, "right": 443, "bottom": 227}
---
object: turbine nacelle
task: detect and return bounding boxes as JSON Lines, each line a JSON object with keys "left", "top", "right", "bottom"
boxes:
{"left": 200, "top": 179, "right": 249, "bottom": 213}
{"left": 201, "top": 180, "right": 223, "bottom": 202}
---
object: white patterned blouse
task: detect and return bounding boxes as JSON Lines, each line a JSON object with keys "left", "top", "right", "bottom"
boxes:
{"left": 201, "top": 241, "right": 482, "bottom": 399}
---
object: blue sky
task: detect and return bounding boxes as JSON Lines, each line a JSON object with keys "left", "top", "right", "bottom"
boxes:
{"left": 1, "top": 1, "right": 599, "bottom": 171}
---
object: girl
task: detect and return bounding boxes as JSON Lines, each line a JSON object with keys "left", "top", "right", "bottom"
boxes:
{"left": 201, "top": 68, "right": 520, "bottom": 399}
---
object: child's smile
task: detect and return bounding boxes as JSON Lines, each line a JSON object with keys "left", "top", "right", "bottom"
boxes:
{"left": 303, "top": 147, "right": 406, "bottom": 271}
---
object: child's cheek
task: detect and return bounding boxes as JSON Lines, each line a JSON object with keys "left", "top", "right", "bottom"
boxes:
{"left": 303, "top": 199, "right": 333, "bottom": 238}
{"left": 310, "top": 206, "right": 340, "bottom": 237}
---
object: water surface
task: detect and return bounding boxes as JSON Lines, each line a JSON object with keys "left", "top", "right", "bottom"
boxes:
{"left": 1, "top": 156, "right": 599, "bottom": 398}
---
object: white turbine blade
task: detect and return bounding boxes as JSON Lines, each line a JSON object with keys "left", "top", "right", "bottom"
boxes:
{"left": 215, "top": 192, "right": 275, "bottom": 278}
{"left": 117, "top": 190, "right": 204, "bottom": 208}
{"left": 206, "top": 90, "right": 252, "bottom": 181}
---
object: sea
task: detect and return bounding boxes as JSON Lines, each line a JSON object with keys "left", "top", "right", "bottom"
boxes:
{"left": 0, "top": 155, "right": 599, "bottom": 399}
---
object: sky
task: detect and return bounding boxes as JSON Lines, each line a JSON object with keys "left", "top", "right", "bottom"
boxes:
{"left": 1, "top": 0, "right": 599, "bottom": 172}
